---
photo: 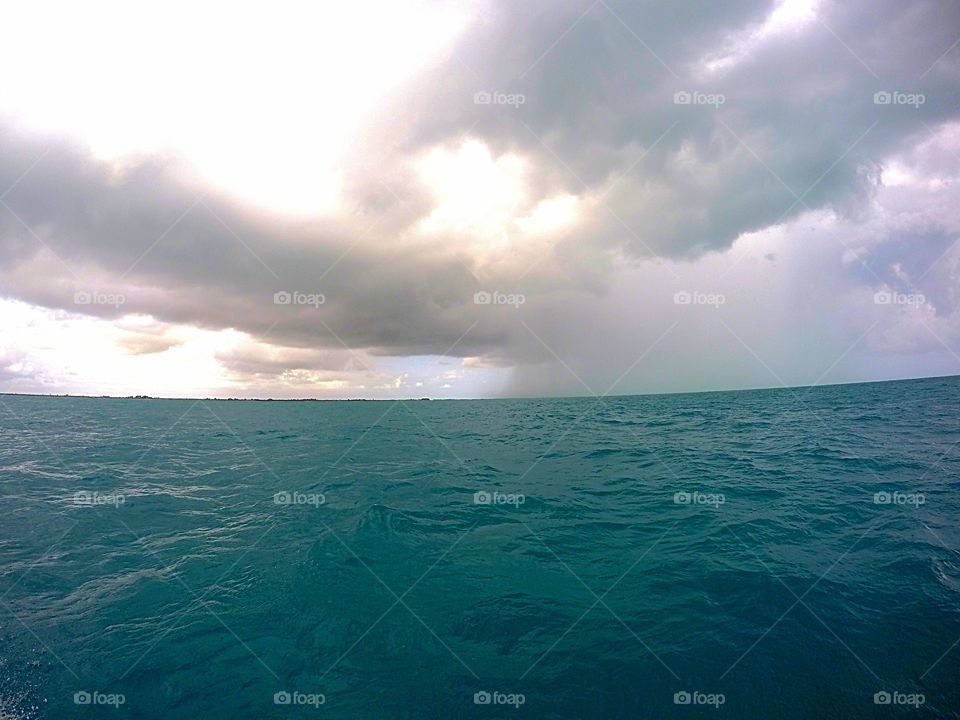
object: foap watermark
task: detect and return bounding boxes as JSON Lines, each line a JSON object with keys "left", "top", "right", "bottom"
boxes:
{"left": 74, "top": 691, "right": 125, "bottom": 708}
{"left": 674, "top": 290, "right": 725, "bottom": 308}
{"left": 473, "top": 690, "right": 525, "bottom": 708}
{"left": 474, "top": 290, "right": 525, "bottom": 308}
{"left": 274, "top": 490, "right": 325, "bottom": 507}
{"left": 273, "top": 691, "right": 325, "bottom": 708}
{"left": 74, "top": 290, "right": 125, "bottom": 308}
{"left": 873, "top": 491, "right": 924, "bottom": 508}
{"left": 674, "top": 690, "right": 725, "bottom": 708}
{"left": 274, "top": 291, "right": 325, "bottom": 308}
{"left": 873, "top": 290, "right": 925, "bottom": 308}
{"left": 874, "top": 690, "right": 924, "bottom": 707}
{"left": 73, "top": 490, "right": 125, "bottom": 508}
{"left": 474, "top": 490, "right": 525, "bottom": 508}
{"left": 474, "top": 91, "right": 525, "bottom": 108}
{"left": 674, "top": 490, "right": 725, "bottom": 508}
{"left": 674, "top": 90, "right": 725, "bottom": 107}
{"left": 873, "top": 91, "right": 925, "bottom": 108}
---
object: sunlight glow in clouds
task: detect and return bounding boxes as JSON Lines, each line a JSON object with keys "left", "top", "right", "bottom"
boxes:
{"left": 417, "top": 141, "right": 529, "bottom": 245}
{"left": 705, "top": 0, "right": 820, "bottom": 73}
{"left": 0, "top": 300, "right": 227, "bottom": 395}
{"left": 0, "top": 0, "right": 474, "bottom": 216}
{"left": 414, "top": 140, "right": 582, "bottom": 272}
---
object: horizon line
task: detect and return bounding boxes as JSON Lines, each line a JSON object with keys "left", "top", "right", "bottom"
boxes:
{"left": 1, "top": 372, "right": 956, "bottom": 404}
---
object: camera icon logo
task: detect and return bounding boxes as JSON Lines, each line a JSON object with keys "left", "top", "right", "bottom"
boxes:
{"left": 674, "top": 91, "right": 692, "bottom": 105}
{"left": 474, "top": 290, "right": 492, "bottom": 305}
{"left": 873, "top": 491, "right": 891, "bottom": 504}
{"left": 274, "top": 491, "right": 292, "bottom": 505}
{"left": 674, "top": 690, "right": 692, "bottom": 704}
{"left": 474, "top": 490, "right": 492, "bottom": 505}
{"left": 274, "top": 691, "right": 292, "bottom": 705}
{"left": 474, "top": 691, "right": 492, "bottom": 704}
{"left": 474, "top": 91, "right": 492, "bottom": 105}
{"left": 874, "top": 691, "right": 892, "bottom": 705}
{"left": 673, "top": 491, "right": 691, "bottom": 504}
{"left": 873, "top": 290, "right": 892, "bottom": 305}
{"left": 74, "top": 691, "right": 92, "bottom": 705}
{"left": 673, "top": 291, "right": 691, "bottom": 305}
{"left": 873, "top": 91, "right": 892, "bottom": 105}
{"left": 74, "top": 291, "right": 92, "bottom": 305}
{"left": 274, "top": 291, "right": 292, "bottom": 305}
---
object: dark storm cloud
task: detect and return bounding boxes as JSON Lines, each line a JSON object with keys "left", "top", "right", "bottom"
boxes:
{"left": 385, "top": 0, "right": 960, "bottom": 257}
{"left": 0, "top": 127, "right": 507, "bottom": 356}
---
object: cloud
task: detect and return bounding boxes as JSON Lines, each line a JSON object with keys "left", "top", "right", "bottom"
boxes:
{"left": 380, "top": 0, "right": 960, "bottom": 258}
{"left": 1, "top": 0, "right": 959, "bottom": 397}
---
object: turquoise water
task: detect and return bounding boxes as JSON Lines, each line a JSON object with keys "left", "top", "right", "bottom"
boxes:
{"left": 1, "top": 376, "right": 959, "bottom": 718}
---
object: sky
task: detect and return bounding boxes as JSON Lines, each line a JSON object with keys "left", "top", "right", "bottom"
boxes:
{"left": 0, "top": 0, "right": 959, "bottom": 399}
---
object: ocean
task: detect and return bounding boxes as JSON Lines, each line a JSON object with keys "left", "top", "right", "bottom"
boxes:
{"left": 0, "top": 375, "right": 958, "bottom": 718}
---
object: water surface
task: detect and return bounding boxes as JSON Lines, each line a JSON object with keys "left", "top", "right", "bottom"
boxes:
{"left": 1, "top": 376, "right": 959, "bottom": 718}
